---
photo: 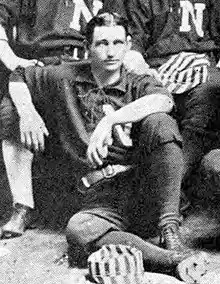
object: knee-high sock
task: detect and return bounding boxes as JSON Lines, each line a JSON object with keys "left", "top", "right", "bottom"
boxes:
{"left": 2, "top": 140, "right": 34, "bottom": 208}
{"left": 144, "top": 142, "right": 183, "bottom": 226}
{"left": 132, "top": 142, "right": 183, "bottom": 236}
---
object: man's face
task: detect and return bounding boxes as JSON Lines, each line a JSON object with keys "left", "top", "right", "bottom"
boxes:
{"left": 89, "top": 25, "right": 130, "bottom": 73}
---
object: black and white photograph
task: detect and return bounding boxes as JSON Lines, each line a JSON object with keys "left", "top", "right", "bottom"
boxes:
{"left": 0, "top": 1, "right": 220, "bottom": 283}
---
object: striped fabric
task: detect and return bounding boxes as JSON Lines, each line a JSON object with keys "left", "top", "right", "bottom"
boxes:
{"left": 158, "top": 52, "right": 210, "bottom": 94}
{"left": 88, "top": 244, "right": 144, "bottom": 284}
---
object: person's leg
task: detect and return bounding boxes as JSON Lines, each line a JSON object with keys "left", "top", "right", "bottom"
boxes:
{"left": 2, "top": 140, "right": 34, "bottom": 209}
{"left": 66, "top": 210, "right": 210, "bottom": 281}
{"left": 131, "top": 112, "right": 186, "bottom": 251}
{"left": 67, "top": 113, "right": 189, "bottom": 252}
{"left": 66, "top": 210, "right": 181, "bottom": 268}
{"left": 0, "top": 97, "right": 34, "bottom": 237}
{"left": 181, "top": 69, "right": 220, "bottom": 204}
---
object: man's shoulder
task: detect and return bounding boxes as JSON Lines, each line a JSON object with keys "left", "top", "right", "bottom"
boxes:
{"left": 43, "top": 61, "right": 91, "bottom": 83}
{"left": 125, "top": 70, "right": 160, "bottom": 88}
{"left": 124, "top": 70, "right": 170, "bottom": 98}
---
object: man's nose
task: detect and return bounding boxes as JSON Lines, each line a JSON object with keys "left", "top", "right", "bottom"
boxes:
{"left": 107, "top": 45, "right": 116, "bottom": 57}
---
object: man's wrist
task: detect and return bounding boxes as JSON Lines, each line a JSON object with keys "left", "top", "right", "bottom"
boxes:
{"left": 17, "top": 104, "right": 36, "bottom": 118}
{"left": 104, "top": 113, "right": 115, "bottom": 126}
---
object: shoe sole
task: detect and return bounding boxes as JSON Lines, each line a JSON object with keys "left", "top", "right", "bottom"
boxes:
{"left": 177, "top": 252, "right": 210, "bottom": 283}
{"left": 1, "top": 230, "right": 23, "bottom": 239}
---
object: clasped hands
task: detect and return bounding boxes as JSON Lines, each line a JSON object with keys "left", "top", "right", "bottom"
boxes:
{"left": 123, "top": 50, "right": 161, "bottom": 81}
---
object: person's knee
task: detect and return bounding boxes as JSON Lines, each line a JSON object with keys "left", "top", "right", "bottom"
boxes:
{"left": 66, "top": 213, "right": 95, "bottom": 268}
{"left": 182, "top": 80, "right": 220, "bottom": 131}
{"left": 66, "top": 212, "right": 113, "bottom": 247}
{"left": 66, "top": 212, "right": 91, "bottom": 247}
{"left": 196, "top": 149, "right": 220, "bottom": 200}
{"left": 139, "top": 113, "right": 182, "bottom": 150}
{"left": 201, "top": 149, "right": 220, "bottom": 174}
{"left": 0, "top": 96, "right": 20, "bottom": 142}
{"left": 66, "top": 211, "right": 119, "bottom": 267}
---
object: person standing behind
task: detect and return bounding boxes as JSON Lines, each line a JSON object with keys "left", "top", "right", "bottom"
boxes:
{"left": 0, "top": 0, "right": 121, "bottom": 238}
{"left": 121, "top": 0, "right": 220, "bottom": 211}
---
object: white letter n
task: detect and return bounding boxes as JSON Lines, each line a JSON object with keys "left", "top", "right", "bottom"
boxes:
{"left": 179, "top": 1, "right": 205, "bottom": 37}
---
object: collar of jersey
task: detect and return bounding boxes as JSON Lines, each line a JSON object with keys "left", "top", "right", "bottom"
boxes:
{"left": 74, "top": 63, "right": 127, "bottom": 93}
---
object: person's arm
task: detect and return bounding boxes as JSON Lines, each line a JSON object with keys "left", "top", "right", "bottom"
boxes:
{"left": 87, "top": 91, "right": 173, "bottom": 167}
{"left": 0, "top": 25, "right": 42, "bottom": 70}
{"left": 101, "top": 94, "right": 173, "bottom": 126}
{"left": 0, "top": 0, "right": 43, "bottom": 70}
{"left": 123, "top": 50, "right": 160, "bottom": 79}
{"left": 9, "top": 67, "right": 49, "bottom": 151}
{"left": 126, "top": 0, "right": 152, "bottom": 55}
{"left": 122, "top": 0, "right": 159, "bottom": 77}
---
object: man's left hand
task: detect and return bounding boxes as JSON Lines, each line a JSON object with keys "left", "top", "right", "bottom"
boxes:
{"left": 123, "top": 50, "right": 161, "bottom": 81}
{"left": 19, "top": 108, "right": 49, "bottom": 152}
{"left": 87, "top": 116, "right": 113, "bottom": 167}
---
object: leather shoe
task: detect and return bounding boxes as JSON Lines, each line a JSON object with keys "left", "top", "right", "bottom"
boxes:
{"left": 1, "top": 203, "right": 31, "bottom": 238}
{"left": 160, "top": 223, "right": 210, "bottom": 283}
{"left": 161, "top": 222, "right": 189, "bottom": 252}
{"left": 176, "top": 251, "right": 210, "bottom": 283}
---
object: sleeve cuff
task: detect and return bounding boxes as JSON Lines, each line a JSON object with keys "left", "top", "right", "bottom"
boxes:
{"left": 9, "top": 66, "right": 26, "bottom": 83}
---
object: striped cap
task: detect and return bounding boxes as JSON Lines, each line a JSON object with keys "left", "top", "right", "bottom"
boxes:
{"left": 88, "top": 244, "right": 144, "bottom": 284}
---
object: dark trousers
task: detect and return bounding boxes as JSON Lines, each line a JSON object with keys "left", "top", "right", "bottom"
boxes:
{"left": 66, "top": 112, "right": 184, "bottom": 248}
{"left": 177, "top": 67, "right": 220, "bottom": 204}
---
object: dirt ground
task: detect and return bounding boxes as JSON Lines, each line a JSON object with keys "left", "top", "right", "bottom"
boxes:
{"left": 0, "top": 229, "right": 70, "bottom": 284}
{"left": 0, "top": 215, "right": 220, "bottom": 284}
{"left": 0, "top": 152, "right": 83, "bottom": 284}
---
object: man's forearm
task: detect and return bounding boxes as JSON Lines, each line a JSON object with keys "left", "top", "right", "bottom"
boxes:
{"left": 9, "top": 82, "right": 36, "bottom": 116}
{"left": 0, "top": 25, "right": 19, "bottom": 70}
{"left": 106, "top": 94, "right": 173, "bottom": 126}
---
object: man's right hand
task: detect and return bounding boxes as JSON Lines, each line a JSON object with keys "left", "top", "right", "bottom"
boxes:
{"left": 19, "top": 108, "right": 49, "bottom": 152}
{"left": 6, "top": 56, "right": 44, "bottom": 71}
{"left": 123, "top": 50, "right": 161, "bottom": 81}
{"left": 0, "top": 25, "right": 44, "bottom": 71}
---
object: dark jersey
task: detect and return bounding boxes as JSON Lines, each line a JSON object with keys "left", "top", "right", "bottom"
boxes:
{"left": 0, "top": 0, "right": 116, "bottom": 58}
{"left": 11, "top": 62, "right": 170, "bottom": 172}
{"left": 125, "top": 0, "right": 220, "bottom": 66}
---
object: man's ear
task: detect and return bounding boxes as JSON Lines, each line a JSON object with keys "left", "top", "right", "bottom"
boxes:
{"left": 83, "top": 39, "right": 90, "bottom": 52}
{"left": 126, "top": 35, "right": 132, "bottom": 50}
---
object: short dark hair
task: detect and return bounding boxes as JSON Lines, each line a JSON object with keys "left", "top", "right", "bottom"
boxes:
{"left": 85, "top": 12, "right": 129, "bottom": 45}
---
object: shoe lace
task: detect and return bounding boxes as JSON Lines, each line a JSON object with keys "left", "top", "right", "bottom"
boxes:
{"left": 162, "top": 224, "right": 183, "bottom": 251}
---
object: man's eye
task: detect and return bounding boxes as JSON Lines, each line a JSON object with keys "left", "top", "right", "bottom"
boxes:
{"left": 96, "top": 41, "right": 108, "bottom": 46}
{"left": 114, "top": 40, "right": 124, "bottom": 45}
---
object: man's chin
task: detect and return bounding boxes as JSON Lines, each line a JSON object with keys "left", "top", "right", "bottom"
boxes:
{"left": 103, "top": 65, "right": 121, "bottom": 73}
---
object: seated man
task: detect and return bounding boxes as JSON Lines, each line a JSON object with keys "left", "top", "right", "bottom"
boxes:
{"left": 0, "top": 0, "right": 114, "bottom": 238}
{"left": 8, "top": 12, "right": 208, "bottom": 281}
